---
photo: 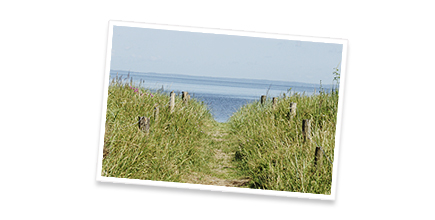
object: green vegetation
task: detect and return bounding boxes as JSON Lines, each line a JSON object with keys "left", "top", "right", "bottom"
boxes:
{"left": 227, "top": 89, "right": 338, "bottom": 194}
{"left": 102, "top": 76, "right": 215, "bottom": 182}
{"left": 102, "top": 74, "right": 339, "bottom": 195}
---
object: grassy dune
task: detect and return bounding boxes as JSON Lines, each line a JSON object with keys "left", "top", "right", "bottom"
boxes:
{"left": 102, "top": 75, "right": 339, "bottom": 195}
{"left": 228, "top": 89, "right": 339, "bottom": 194}
{"left": 102, "top": 77, "right": 215, "bottom": 182}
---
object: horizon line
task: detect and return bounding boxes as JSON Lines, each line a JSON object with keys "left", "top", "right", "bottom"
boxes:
{"left": 109, "top": 69, "right": 333, "bottom": 86}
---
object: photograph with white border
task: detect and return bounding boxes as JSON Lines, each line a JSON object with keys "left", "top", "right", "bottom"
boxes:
{"left": 96, "top": 20, "right": 348, "bottom": 200}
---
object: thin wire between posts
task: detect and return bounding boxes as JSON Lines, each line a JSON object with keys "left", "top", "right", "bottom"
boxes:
{"left": 311, "top": 139, "right": 333, "bottom": 165}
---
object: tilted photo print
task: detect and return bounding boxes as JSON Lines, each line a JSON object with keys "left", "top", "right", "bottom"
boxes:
{"left": 97, "top": 21, "right": 347, "bottom": 200}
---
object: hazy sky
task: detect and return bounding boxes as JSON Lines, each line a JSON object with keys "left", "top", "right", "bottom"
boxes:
{"left": 110, "top": 26, "right": 343, "bottom": 84}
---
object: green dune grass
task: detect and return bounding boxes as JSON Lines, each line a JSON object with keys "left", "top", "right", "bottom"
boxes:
{"left": 102, "top": 76, "right": 215, "bottom": 183}
{"left": 227, "top": 89, "right": 339, "bottom": 194}
{"left": 102, "top": 74, "right": 340, "bottom": 195}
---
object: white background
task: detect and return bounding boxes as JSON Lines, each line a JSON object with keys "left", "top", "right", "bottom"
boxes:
{"left": 1, "top": 1, "right": 434, "bottom": 219}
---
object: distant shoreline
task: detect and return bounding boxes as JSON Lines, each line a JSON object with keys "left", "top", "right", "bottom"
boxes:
{"left": 110, "top": 69, "right": 333, "bottom": 87}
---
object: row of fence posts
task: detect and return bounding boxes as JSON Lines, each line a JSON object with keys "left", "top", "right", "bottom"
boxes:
{"left": 138, "top": 90, "right": 190, "bottom": 134}
{"left": 261, "top": 95, "right": 324, "bottom": 172}
{"left": 139, "top": 92, "right": 326, "bottom": 172}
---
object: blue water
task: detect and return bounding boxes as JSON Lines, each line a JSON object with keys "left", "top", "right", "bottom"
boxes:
{"left": 109, "top": 70, "right": 331, "bottom": 122}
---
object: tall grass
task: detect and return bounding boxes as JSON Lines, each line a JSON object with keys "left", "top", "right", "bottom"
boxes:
{"left": 228, "top": 89, "right": 339, "bottom": 194}
{"left": 102, "top": 76, "right": 215, "bottom": 182}
{"left": 102, "top": 73, "right": 340, "bottom": 194}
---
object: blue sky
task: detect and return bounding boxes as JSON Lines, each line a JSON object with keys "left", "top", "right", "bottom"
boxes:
{"left": 110, "top": 26, "right": 343, "bottom": 84}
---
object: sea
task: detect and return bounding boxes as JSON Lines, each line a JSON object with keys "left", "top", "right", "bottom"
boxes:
{"left": 109, "top": 70, "right": 331, "bottom": 123}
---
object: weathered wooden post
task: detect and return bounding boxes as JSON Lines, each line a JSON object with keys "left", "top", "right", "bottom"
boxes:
{"left": 261, "top": 95, "right": 266, "bottom": 105}
{"left": 154, "top": 106, "right": 159, "bottom": 121}
{"left": 302, "top": 119, "right": 311, "bottom": 142}
{"left": 272, "top": 97, "right": 277, "bottom": 110}
{"left": 290, "top": 102, "right": 297, "bottom": 117}
{"left": 169, "top": 91, "right": 175, "bottom": 113}
{"left": 182, "top": 91, "right": 189, "bottom": 105}
{"left": 314, "top": 146, "right": 323, "bottom": 172}
{"left": 138, "top": 116, "right": 150, "bottom": 134}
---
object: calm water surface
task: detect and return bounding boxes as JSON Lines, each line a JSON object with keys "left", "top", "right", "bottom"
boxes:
{"left": 110, "top": 70, "right": 330, "bottom": 122}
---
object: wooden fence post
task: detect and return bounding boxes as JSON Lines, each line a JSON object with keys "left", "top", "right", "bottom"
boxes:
{"left": 302, "top": 119, "right": 311, "bottom": 142}
{"left": 290, "top": 103, "right": 297, "bottom": 117}
{"left": 154, "top": 106, "right": 159, "bottom": 121}
{"left": 182, "top": 91, "right": 189, "bottom": 105}
{"left": 169, "top": 91, "right": 175, "bottom": 113}
{"left": 261, "top": 95, "right": 266, "bottom": 105}
{"left": 272, "top": 97, "right": 277, "bottom": 110}
{"left": 138, "top": 116, "right": 150, "bottom": 134}
{"left": 314, "top": 146, "right": 323, "bottom": 171}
